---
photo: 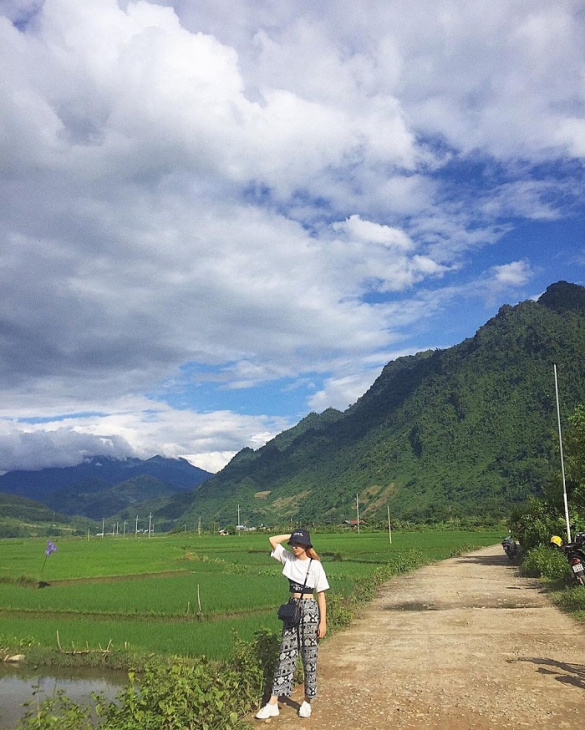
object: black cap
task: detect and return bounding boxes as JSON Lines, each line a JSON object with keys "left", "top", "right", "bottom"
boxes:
{"left": 288, "top": 529, "right": 312, "bottom": 548}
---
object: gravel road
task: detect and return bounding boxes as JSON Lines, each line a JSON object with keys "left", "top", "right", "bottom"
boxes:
{"left": 254, "top": 544, "right": 585, "bottom": 729}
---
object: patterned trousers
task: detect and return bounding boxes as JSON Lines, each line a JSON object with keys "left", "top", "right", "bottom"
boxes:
{"left": 272, "top": 598, "right": 320, "bottom": 699}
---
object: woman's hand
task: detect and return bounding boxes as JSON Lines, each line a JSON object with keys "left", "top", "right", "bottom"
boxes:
{"left": 317, "top": 621, "right": 327, "bottom": 639}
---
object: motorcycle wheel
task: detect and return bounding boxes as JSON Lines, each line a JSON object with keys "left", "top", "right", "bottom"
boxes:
{"left": 576, "top": 574, "right": 585, "bottom": 587}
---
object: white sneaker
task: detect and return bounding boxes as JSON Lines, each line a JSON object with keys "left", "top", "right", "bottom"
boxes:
{"left": 299, "top": 701, "right": 312, "bottom": 718}
{"left": 256, "top": 703, "right": 279, "bottom": 719}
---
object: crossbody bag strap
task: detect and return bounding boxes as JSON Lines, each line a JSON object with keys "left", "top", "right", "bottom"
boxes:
{"left": 296, "top": 558, "right": 313, "bottom": 643}
{"left": 301, "top": 558, "right": 313, "bottom": 591}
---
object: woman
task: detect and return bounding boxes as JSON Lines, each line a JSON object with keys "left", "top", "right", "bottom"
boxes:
{"left": 256, "top": 528, "right": 329, "bottom": 720}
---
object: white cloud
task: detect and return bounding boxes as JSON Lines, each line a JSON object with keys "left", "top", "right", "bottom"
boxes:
{"left": 489, "top": 260, "right": 534, "bottom": 288}
{"left": 307, "top": 373, "right": 380, "bottom": 413}
{"left": 0, "top": 0, "right": 584, "bottom": 472}
{"left": 0, "top": 400, "right": 291, "bottom": 473}
{"left": 334, "top": 215, "right": 414, "bottom": 250}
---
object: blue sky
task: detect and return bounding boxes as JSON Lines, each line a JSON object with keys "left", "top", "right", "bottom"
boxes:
{"left": 0, "top": 0, "right": 584, "bottom": 473}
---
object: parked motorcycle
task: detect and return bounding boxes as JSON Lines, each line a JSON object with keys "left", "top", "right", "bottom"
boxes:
{"left": 550, "top": 534, "right": 585, "bottom": 586}
{"left": 501, "top": 535, "right": 518, "bottom": 560}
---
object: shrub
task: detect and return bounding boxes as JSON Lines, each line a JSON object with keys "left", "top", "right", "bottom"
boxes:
{"left": 17, "top": 690, "right": 93, "bottom": 730}
{"left": 15, "top": 630, "right": 281, "bottom": 730}
{"left": 509, "top": 498, "right": 569, "bottom": 552}
{"left": 95, "top": 631, "right": 279, "bottom": 729}
{"left": 96, "top": 658, "right": 249, "bottom": 729}
{"left": 520, "top": 545, "right": 568, "bottom": 579}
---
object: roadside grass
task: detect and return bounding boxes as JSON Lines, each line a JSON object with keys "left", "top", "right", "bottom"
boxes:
{"left": 545, "top": 583, "right": 585, "bottom": 623}
{"left": 520, "top": 543, "right": 585, "bottom": 624}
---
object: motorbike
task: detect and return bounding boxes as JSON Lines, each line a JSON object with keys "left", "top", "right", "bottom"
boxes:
{"left": 551, "top": 533, "right": 585, "bottom": 586}
{"left": 501, "top": 535, "right": 518, "bottom": 560}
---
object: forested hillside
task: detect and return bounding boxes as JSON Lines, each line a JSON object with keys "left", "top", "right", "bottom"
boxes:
{"left": 0, "top": 493, "right": 93, "bottom": 538}
{"left": 177, "top": 281, "right": 585, "bottom": 526}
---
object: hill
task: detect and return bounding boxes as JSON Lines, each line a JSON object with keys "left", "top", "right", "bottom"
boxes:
{"left": 0, "top": 455, "right": 212, "bottom": 520}
{"left": 175, "top": 281, "right": 585, "bottom": 526}
{"left": 0, "top": 492, "right": 95, "bottom": 538}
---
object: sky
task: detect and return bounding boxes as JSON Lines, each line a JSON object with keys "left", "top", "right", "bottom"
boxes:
{"left": 1, "top": 0, "right": 584, "bottom": 475}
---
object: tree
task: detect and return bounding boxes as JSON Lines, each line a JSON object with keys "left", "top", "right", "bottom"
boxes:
{"left": 564, "top": 404, "right": 585, "bottom": 512}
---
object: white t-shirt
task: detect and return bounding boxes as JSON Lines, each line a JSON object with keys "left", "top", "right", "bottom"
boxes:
{"left": 271, "top": 543, "right": 330, "bottom": 593}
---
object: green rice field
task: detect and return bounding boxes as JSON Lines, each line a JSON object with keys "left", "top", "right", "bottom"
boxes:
{"left": 0, "top": 529, "right": 501, "bottom": 660}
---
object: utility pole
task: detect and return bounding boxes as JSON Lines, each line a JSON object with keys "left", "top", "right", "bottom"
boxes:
{"left": 554, "top": 363, "right": 572, "bottom": 542}
{"left": 148, "top": 513, "right": 152, "bottom": 538}
{"left": 101, "top": 518, "right": 105, "bottom": 538}
{"left": 198, "top": 516, "right": 201, "bottom": 537}
{"left": 237, "top": 504, "right": 241, "bottom": 536}
{"left": 387, "top": 505, "right": 392, "bottom": 544}
{"left": 356, "top": 493, "right": 360, "bottom": 534}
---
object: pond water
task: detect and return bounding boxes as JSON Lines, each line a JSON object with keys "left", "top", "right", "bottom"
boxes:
{"left": 0, "top": 665, "right": 127, "bottom": 729}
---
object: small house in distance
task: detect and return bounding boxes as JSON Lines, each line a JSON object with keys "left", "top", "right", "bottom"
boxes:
{"left": 344, "top": 519, "right": 365, "bottom": 529}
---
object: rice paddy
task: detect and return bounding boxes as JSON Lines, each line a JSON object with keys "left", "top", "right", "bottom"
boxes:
{"left": 0, "top": 528, "right": 501, "bottom": 660}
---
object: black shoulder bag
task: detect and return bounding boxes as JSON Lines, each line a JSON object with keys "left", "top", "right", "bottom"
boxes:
{"left": 277, "top": 559, "right": 313, "bottom": 628}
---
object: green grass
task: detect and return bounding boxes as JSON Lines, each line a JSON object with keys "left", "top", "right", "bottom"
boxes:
{"left": 0, "top": 573, "right": 285, "bottom": 615}
{"left": 0, "top": 529, "right": 501, "bottom": 660}
{"left": 0, "top": 611, "right": 281, "bottom": 660}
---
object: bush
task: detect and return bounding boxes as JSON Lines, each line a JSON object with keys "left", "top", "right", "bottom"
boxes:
{"left": 96, "top": 659, "right": 247, "bottom": 729}
{"left": 17, "top": 691, "right": 93, "bottom": 730}
{"left": 520, "top": 545, "right": 568, "bottom": 579}
{"left": 95, "top": 630, "right": 279, "bottom": 729}
{"left": 509, "top": 498, "right": 569, "bottom": 552}
{"left": 15, "top": 629, "right": 282, "bottom": 730}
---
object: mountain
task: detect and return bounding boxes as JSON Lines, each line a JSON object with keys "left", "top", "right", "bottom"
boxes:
{"left": 175, "top": 281, "right": 585, "bottom": 526}
{"left": 0, "top": 455, "right": 212, "bottom": 519}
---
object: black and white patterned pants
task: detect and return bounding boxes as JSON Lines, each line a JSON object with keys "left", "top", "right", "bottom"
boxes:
{"left": 272, "top": 598, "right": 320, "bottom": 699}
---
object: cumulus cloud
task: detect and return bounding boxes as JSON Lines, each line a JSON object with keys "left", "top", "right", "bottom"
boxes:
{"left": 0, "top": 0, "right": 584, "bottom": 472}
{"left": 334, "top": 216, "right": 415, "bottom": 250}
{"left": 489, "top": 260, "right": 534, "bottom": 288}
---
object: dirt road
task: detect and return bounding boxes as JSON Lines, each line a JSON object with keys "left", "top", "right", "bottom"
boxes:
{"left": 255, "top": 544, "right": 585, "bottom": 729}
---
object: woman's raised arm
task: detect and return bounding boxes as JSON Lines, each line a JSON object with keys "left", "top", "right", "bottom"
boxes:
{"left": 269, "top": 534, "right": 292, "bottom": 550}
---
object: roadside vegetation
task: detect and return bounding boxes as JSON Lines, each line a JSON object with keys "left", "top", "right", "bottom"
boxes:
{"left": 0, "top": 527, "right": 500, "bottom": 728}
{"left": 510, "top": 403, "right": 585, "bottom": 623}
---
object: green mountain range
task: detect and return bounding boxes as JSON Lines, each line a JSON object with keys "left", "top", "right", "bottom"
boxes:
{"left": 0, "top": 455, "right": 211, "bottom": 524}
{"left": 175, "top": 280, "right": 585, "bottom": 527}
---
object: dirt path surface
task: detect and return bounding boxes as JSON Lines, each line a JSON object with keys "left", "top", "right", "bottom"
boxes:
{"left": 254, "top": 544, "right": 585, "bottom": 729}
